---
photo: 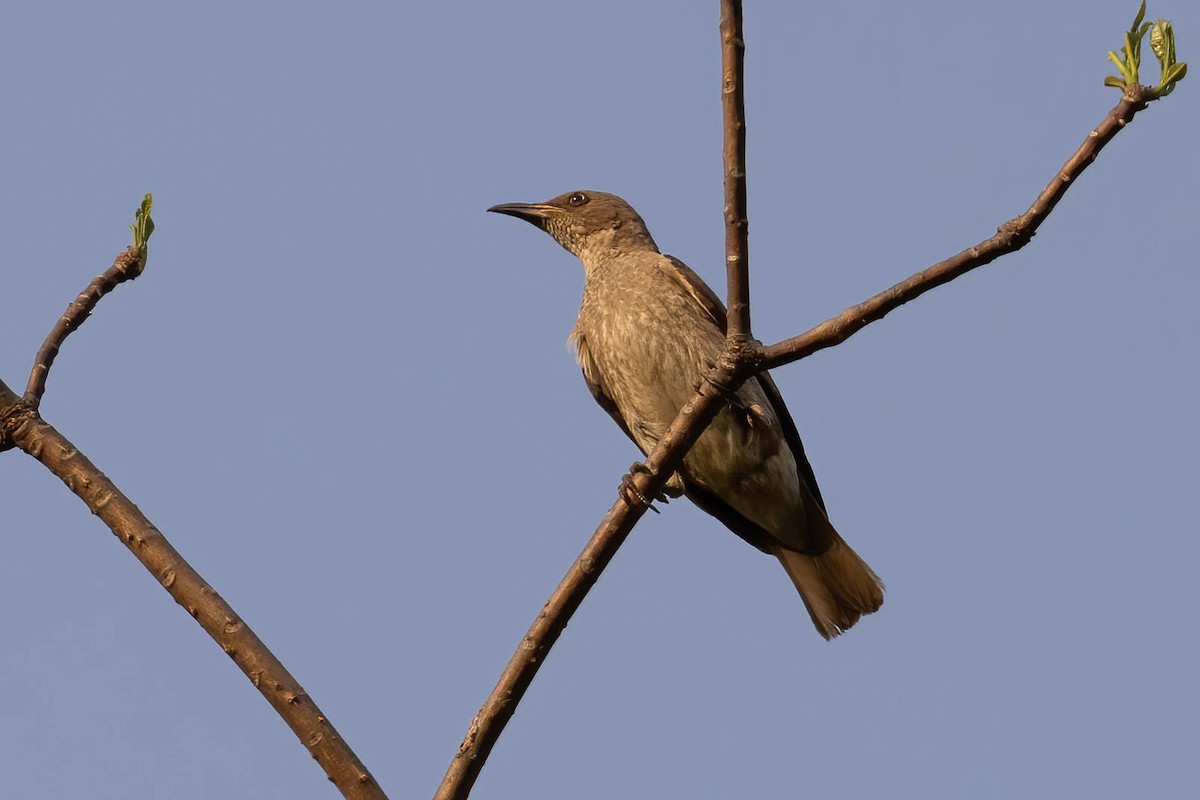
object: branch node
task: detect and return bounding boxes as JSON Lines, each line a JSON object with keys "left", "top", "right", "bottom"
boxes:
{"left": 722, "top": 334, "right": 764, "bottom": 374}
{"left": 0, "top": 394, "right": 36, "bottom": 452}
{"left": 996, "top": 218, "right": 1034, "bottom": 249}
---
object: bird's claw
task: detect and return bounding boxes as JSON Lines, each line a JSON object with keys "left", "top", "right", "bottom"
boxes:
{"left": 619, "top": 462, "right": 670, "bottom": 512}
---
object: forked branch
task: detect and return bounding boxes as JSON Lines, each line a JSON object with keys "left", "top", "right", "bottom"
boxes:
{"left": 0, "top": 196, "right": 386, "bottom": 799}
{"left": 435, "top": 2, "right": 1184, "bottom": 798}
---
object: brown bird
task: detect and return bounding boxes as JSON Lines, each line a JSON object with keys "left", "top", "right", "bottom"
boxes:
{"left": 488, "top": 190, "right": 883, "bottom": 638}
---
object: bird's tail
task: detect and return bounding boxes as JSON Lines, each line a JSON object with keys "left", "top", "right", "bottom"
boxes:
{"left": 773, "top": 535, "right": 884, "bottom": 640}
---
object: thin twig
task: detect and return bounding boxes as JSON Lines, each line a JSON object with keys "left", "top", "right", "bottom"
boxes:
{"left": 761, "top": 86, "right": 1155, "bottom": 370}
{"left": 721, "top": 0, "right": 752, "bottom": 339}
{"left": 0, "top": 378, "right": 387, "bottom": 799}
{"left": 24, "top": 246, "right": 144, "bottom": 408}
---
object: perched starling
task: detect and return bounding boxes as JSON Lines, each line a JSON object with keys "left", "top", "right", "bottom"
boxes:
{"left": 489, "top": 190, "right": 883, "bottom": 638}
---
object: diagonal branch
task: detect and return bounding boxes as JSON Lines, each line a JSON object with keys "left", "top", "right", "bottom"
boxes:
{"left": 2, "top": 197, "right": 387, "bottom": 798}
{"left": 24, "top": 247, "right": 144, "bottom": 407}
{"left": 433, "top": 355, "right": 739, "bottom": 800}
{"left": 0, "top": 378, "right": 387, "bottom": 798}
{"left": 760, "top": 85, "right": 1156, "bottom": 370}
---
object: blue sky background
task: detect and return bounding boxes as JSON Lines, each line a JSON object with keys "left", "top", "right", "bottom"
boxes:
{"left": 2, "top": 2, "right": 1197, "bottom": 797}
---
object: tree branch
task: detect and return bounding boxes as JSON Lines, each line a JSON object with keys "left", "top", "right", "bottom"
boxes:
{"left": 721, "top": 0, "right": 752, "bottom": 340}
{"left": 0, "top": 377, "right": 387, "bottom": 799}
{"left": 761, "top": 85, "right": 1156, "bottom": 370}
{"left": 23, "top": 247, "right": 144, "bottom": 407}
{"left": 25, "top": 193, "right": 155, "bottom": 409}
{"left": 2, "top": 194, "right": 386, "bottom": 797}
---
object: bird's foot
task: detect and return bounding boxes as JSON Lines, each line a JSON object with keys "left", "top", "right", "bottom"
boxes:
{"left": 619, "top": 462, "right": 674, "bottom": 513}
{"left": 697, "top": 359, "right": 740, "bottom": 402}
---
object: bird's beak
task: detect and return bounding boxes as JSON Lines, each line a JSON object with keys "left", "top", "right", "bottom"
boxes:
{"left": 486, "top": 202, "right": 561, "bottom": 226}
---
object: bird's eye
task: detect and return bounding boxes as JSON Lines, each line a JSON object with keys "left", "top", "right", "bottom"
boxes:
{"left": 568, "top": 192, "right": 589, "bottom": 206}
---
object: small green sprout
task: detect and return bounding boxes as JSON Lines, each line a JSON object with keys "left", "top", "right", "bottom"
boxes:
{"left": 129, "top": 193, "right": 155, "bottom": 276}
{"left": 1105, "top": 1, "right": 1187, "bottom": 99}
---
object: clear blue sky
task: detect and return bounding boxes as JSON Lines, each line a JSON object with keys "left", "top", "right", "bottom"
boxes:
{"left": 2, "top": 2, "right": 1196, "bottom": 797}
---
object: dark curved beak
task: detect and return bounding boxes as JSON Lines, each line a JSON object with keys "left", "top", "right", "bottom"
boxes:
{"left": 486, "top": 202, "right": 559, "bottom": 226}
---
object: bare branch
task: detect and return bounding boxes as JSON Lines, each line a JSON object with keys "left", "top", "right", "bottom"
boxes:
{"left": 0, "top": 377, "right": 387, "bottom": 799}
{"left": 23, "top": 247, "right": 144, "bottom": 407}
{"left": 721, "top": 0, "right": 751, "bottom": 339}
{"left": 761, "top": 86, "right": 1156, "bottom": 370}
{"left": 6, "top": 193, "right": 385, "bottom": 797}
{"left": 25, "top": 194, "right": 155, "bottom": 409}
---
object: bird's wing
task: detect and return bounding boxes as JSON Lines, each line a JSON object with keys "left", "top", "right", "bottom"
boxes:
{"left": 660, "top": 253, "right": 827, "bottom": 511}
{"left": 571, "top": 329, "right": 638, "bottom": 446}
{"left": 662, "top": 255, "right": 727, "bottom": 330}
{"left": 755, "top": 371, "right": 827, "bottom": 511}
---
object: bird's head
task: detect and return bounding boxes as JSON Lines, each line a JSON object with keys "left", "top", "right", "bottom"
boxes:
{"left": 488, "top": 190, "right": 659, "bottom": 262}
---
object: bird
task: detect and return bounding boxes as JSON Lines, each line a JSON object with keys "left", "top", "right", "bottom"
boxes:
{"left": 488, "top": 190, "right": 883, "bottom": 639}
